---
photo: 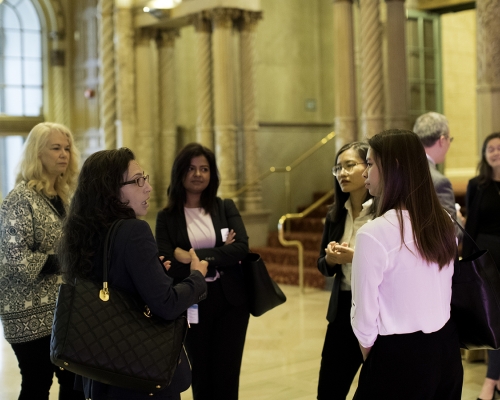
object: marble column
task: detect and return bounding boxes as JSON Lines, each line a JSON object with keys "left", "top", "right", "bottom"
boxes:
{"left": 157, "top": 29, "right": 179, "bottom": 208}
{"left": 134, "top": 28, "right": 156, "bottom": 203}
{"left": 476, "top": 0, "right": 500, "bottom": 148}
{"left": 359, "top": 0, "right": 384, "bottom": 138}
{"left": 333, "top": 0, "right": 357, "bottom": 149}
{"left": 239, "top": 11, "right": 263, "bottom": 211}
{"left": 98, "top": 0, "right": 116, "bottom": 149}
{"left": 211, "top": 8, "right": 240, "bottom": 198}
{"left": 385, "top": 0, "right": 408, "bottom": 129}
{"left": 114, "top": 6, "right": 136, "bottom": 149}
{"left": 193, "top": 12, "right": 214, "bottom": 150}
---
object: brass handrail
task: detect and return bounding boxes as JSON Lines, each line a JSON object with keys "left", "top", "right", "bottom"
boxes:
{"left": 227, "top": 131, "right": 335, "bottom": 200}
{"left": 277, "top": 189, "right": 335, "bottom": 293}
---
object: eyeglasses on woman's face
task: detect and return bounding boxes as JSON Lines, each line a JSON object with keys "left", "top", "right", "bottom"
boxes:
{"left": 121, "top": 174, "right": 149, "bottom": 187}
{"left": 332, "top": 162, "right": 366, "bottom": 177}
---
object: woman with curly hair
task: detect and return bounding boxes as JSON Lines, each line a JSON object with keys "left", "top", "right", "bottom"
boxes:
{"left": 0, "top": 122, "right": 83, "bottom": 399}
{"left": 59, "top": 147, "right": 208, "bottom": 400}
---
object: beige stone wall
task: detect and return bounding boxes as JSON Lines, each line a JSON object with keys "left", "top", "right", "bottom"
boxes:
{"left": 255, "top": 0, "right": 334, "bottom": 123}
{"left": 441, "top": 9, "right": 477, "bottom": 192}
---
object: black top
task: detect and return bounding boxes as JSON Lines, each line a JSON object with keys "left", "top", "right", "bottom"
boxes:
{"left": 477, "top": 181, "right": 500, "bottom": 236}
{"left": 49, "top": 195, "right": 66, "bottom": 218}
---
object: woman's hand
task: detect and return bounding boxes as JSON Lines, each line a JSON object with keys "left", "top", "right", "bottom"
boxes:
{"left": 189, "top": 248, "right": 208, "bottom": 277}
{"left": 159, "top": 256, "right": 171, "bottom": 271}
{"left": 224, "top": 229, "right": 236, "bottom": 245}
{"left": 174, "top": 247, "right": 192, "bottom": 264}
{"left": 325, "top": 241, "right": 354, "bottom": 265}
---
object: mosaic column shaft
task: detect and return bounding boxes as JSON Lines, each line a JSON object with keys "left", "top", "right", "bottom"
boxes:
{"left": 193, "top": 13, "right": 214, "bottom": 150}
{"left": 114, "top": 6, "right": 136, "bottom": 149}
{"left": 359, "top": 0, "right": 384, "bottom": 138}
{"left": 385, "top": 0, "right": 408, "bottom": 129}
{"left": 240, "top": 11, "right": 263, "bottom": 211}
{"left": 476, "top": 0, "right": 500, "bottom": 148}
{"left": 98, "top": 0, "right": 116, "bottom": 149}
{"left": 333, "top": 0, "right": 357, "bottom": 149}
{"left": 211, "top": 8, "right": 240, "bottom": 198}
{"left": 158, "top": 30, "right": 178, "bottom": 207}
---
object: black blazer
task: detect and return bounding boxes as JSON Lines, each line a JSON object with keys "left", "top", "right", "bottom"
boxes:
{"left": 463, "top": 177, "right": 486, "bottom": 257}
{"left": 83, "top": 218, "right": 207, "bottom": 399}
{"left": 156, "top": 198, "right": 249, "bottom": 307}
{"left": 317, "top": 208, "right": 348, "bottom": 323}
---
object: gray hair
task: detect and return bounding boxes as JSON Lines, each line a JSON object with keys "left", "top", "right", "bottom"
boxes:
{"left": 413, "top": 112, "right": 449, "bottom": 147}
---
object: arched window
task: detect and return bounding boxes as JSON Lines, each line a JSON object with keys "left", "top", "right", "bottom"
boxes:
{"left": 0, "top": 0, "right": 43, "bottom": 199}
{"left": 0, "top": 0, "right": 43, "bottom": 116}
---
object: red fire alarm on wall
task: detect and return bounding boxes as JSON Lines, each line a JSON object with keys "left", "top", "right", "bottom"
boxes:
{"left": 84, "top": 89, "right": 95, "bottom": 99}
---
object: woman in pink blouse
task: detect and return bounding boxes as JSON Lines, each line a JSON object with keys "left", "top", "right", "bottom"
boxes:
{"left": 350, "top": 129, "right": 462, "bottom": 400}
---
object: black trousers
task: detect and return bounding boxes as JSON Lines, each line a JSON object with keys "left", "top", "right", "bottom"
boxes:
{"left": 185, "top": 279, "right": 249, "bottom": 400}
{"left": 317, "top": 291, "right": 363, "bottom": 400}
{"left": 353, "top": 319, "right": 463, "bottom": 400}
{"left": 10, "top": 335, "right": 84, "bottom": 400}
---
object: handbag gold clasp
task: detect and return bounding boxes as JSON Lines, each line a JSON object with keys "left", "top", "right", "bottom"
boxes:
{"left": 99, "top": 282, "right": 110, "bottom": 301}
{"left": 144, "top": 305, "right": 152, "bottom": 318}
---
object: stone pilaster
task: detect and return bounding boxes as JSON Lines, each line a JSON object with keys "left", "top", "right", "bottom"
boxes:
{"left": 385, "top": 0, "right": 409, "bottom": 129}
{"left": 359, "top": 0, "right": 384, "bottom": 138}
{"left": 114, "top": 6, "right": 136, "bottom": 149}
{"left": 333, "top": 0, "right": 357, "bottom": 149}
{"left": 211, "top": 8, "right": 241, "bottom": 198}
{"left": 157, "top": 29, "right": 179, "bottom": 208}
{"left": 239, "top": 11, "right": 263, "bottom": 211}
{"left": 193, "top": 12, "right": 214, "bottom": 150}
{"left": 98, "top": 0, "right": 116, "bottom": 149}
{"left": 134, "top": 28, "right": 156, "bottom": 204}
{"left": 477, "top": 0, "right": 500, "bottom": 148}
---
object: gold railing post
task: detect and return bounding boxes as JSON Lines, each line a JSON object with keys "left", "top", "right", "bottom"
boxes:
{"left": 277, "top": 189, "right": 335, "bottom": 293}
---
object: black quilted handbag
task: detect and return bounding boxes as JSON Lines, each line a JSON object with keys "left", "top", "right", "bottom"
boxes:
{"left": 50, "top": 220, "right": 188, "bottom": 394}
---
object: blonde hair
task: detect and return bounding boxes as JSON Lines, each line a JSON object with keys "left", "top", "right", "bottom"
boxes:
{"left": 16, "top": 122, "right": 80, "bottom": 204}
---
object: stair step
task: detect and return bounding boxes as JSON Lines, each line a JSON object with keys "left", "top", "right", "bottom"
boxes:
{"left": 290, "top": 217, "right": 325, "bottom": 233}
{"left": 265, "top": 263, "right": 326, "bottom": 289}
{"left": 267, "top": 231, "right": 323, "bottom": 252}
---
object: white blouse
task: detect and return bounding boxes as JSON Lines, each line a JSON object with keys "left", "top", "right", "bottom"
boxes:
{"left": 350, "top": 209, "right": 454, "bottom": 348}
{"left": 339, "top": 198, "right": 373, "bottom": 291}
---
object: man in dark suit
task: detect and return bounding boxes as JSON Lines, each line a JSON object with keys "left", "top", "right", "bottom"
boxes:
{"left": 413, "top": 112, "right": 464, "bottom": 230}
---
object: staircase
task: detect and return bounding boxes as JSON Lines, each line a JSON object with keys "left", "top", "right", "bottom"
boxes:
{"left": 250, "top": 192, "right": 333, "bottom": 289}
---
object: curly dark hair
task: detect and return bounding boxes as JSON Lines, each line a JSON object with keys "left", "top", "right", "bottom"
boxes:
{"left": 165, "top": 143, "right": 220, "bottom": 215}
{"left": 58, "top": 148, "right": 136, "bottom": 283}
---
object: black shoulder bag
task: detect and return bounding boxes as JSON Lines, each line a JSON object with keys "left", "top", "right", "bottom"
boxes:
{"left": 50, "top": 220, "right": 188, "bottom": 394}
{"left": 451, "top": 219, "right": 500, "bottom": 350}
{"left": 220, "top": 198, "right": 286, "bottom": 317}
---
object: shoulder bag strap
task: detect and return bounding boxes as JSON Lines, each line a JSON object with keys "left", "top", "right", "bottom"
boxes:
{"left": 447, "top": 210, "right": 480, "bottom": 254}
{"left": 100, "top": 219, "right": 125, "bottom": 300}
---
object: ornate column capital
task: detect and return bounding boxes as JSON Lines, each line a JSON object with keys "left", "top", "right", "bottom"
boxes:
{"left": 191, "top": 11, "right": 212, "bottom": 33}
{"left": 136, "top": 27, "right": 158, "bottom": 45}
{"left": 156, "top": 28, "right": 180, "bottom": 48}
{"left": 210, "top": 8, "right": 241, "bottom": 29}
{"left": 239, "top": 11, "right": 263, "bottom": 32}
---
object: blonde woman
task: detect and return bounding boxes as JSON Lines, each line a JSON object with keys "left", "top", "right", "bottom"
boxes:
{"left": 0, "top": 123, "right": 82, "bottom": 399}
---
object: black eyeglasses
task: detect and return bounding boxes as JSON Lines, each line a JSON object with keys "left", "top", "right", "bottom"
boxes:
{"left": 121, "top": 174, "right": 149, "bottom": 187}
{"left": 332, "top": 162, "right": 366, "bottom": 177}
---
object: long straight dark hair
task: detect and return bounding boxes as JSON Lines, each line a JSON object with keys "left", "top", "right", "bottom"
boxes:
{"left": 368, "top": 129, "right": 456, "bottom": 269}
{"left": 166, "top": 143, "right": 220, "bottom": 215}
{"left": 328, "top": 141, "right": 374, "bottom": 223}
{"left": 477, "top": 132, "right": 500, "bottom": 187}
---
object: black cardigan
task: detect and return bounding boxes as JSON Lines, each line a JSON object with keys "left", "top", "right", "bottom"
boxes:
{"left": 317, "top": 208, "right": 348, "bottom": 323}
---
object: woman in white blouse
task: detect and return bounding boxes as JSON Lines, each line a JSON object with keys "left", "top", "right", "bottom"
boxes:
{"left": 351, "top": 129, "right": 462, "bottom": 400}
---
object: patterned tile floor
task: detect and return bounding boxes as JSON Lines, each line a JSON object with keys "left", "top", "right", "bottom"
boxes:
{"left": 0, "top": 285, "right": 488, "bottom": 399}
